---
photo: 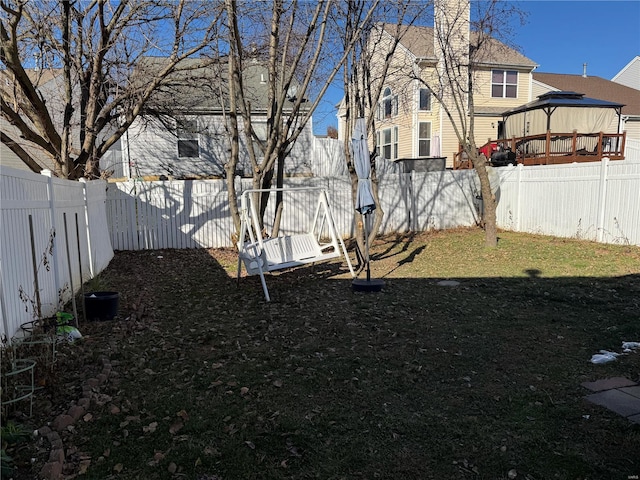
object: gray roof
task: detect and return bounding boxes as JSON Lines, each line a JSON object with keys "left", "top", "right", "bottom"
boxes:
{"left": 140, "top": 57, "right": 301, "bottom": 114}
{"left": 382, "top": 24, "right": 537, "bottom": 68}
{"left": 534, "top": 72, "right": 640, "bottom": 116}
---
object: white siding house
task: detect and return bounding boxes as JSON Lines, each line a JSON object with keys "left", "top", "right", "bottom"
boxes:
{"left": 612, "top": 56, "right": 640, "bottom": 91}
{"left": 122, "top": 114, "right": 315, "bottom": 179}
{"left": 121, "top": 58, "right": 316, "bottom": 179}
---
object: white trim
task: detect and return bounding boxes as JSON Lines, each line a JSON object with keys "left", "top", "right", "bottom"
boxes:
{"left": 611, "top": 55, "right": 640, "bottom": 82}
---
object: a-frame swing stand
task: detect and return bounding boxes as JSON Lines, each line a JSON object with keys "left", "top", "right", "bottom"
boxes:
{"left": 236, "top": 187, "right": 354, "bottom": 301}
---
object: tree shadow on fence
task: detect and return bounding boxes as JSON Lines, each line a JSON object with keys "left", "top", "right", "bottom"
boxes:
{"left": 108, "top": 179, "right": 235, "bottom": 250}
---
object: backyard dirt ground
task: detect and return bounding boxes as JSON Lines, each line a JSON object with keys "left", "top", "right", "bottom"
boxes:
{"left": 3, "top": 228, "right": 640, "bottom": 480}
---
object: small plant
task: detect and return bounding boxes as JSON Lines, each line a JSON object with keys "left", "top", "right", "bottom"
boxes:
{"left": 1, "top": 421, "right": 31, "bottom": 479}
{"left": 85, "top": 274, "right": 110, "bottom": 292}
{"left": 17, "top": 228, "right": 56, "bottom": 321}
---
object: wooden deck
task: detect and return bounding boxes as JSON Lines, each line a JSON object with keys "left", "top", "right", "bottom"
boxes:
{"left": 454, "top": 131, "right": 626, "bottom": 169}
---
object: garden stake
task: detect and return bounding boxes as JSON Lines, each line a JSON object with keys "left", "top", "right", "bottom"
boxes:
{"left": 28, "top": 215, "right": 42, "bottom": 320}
{"left": 75, "top": 213, "right": 86, "bottom": 323}
{"left": 63, "top": 213, "right": 79, "bottom": 327}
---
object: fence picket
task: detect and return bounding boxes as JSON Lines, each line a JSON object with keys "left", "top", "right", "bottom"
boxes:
{"left": 1, "top": 166, "right": 114, "bottom": 341}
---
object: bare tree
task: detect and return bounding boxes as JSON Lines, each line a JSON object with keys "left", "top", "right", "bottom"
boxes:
{"left": 341, "top": 1, "right": 426, "bottom": 268}
{"left": 1, "top": 0, "right": 224, "bottom": 179}
{"left": 223, "top": 0, "right": 378, "bottom": 236}
{"left": 412, "top": 0, "right": 525, "bottom": 247}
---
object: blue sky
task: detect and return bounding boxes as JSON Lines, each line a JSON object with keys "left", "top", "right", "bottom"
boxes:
{"left": 312, "top": 0, "right": 640, "bottom": 135}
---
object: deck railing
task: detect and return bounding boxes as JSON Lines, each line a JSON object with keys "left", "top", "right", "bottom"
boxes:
{"left": 454, "top": 131, "right": 626, "bottom": 169}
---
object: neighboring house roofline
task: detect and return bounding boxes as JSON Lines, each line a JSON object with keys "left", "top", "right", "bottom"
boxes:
{"left": 474, "top": 61, "right": 539, "bottom": 70}
{"left": 533, "top": 72, "right": 640, "bottom": 115}
{"left": 611, "top": 55, "right": 640, "bottom": 82}
{"left": 382, "top": 23, "right": 537, "bottom": 70}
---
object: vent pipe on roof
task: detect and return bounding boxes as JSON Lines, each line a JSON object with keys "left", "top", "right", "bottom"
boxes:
{"left": 582, "top": 63, "right": 587, "bottom": 78}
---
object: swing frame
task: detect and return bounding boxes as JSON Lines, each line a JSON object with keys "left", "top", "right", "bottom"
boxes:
{"left": 236, "top": 187, "right": 354, "bottom": 301}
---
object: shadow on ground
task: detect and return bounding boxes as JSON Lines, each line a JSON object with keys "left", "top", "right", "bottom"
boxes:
{"left": 6, "top": 235, "right": 640, "bottom": 480}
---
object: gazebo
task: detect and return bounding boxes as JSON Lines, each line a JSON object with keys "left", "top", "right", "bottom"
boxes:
{"left": 456, "top": 91, "right": 627, "bottom": 168}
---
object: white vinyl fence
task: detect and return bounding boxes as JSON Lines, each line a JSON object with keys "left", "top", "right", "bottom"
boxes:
{"left": 0, "top": 167, "right": 114, "bottom": 341}
{"left": 106, "top": 157, "right": 640, "bottom": 251}
{"left": 105, "top": 169, "right": 482, "bottom": 251}
{"left": 495, "top": 158, "right": 640, "bottom": 244}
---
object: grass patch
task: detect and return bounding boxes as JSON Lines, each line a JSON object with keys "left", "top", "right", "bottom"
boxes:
{"left": 7, "top": 228, "right": 640, "bottom": 479}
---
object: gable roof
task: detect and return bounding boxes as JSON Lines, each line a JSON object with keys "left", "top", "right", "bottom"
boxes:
{"left": 140, "top": 57, "right": 305, "bottom": 115}
{"left": 533, "top": 72, "right": 640, "bottom": 116}
{"left": 382, "top": 24, "right": 537, "bottom": 69}
{"left": 611, "top": 55, "right": 640, "bottom": 89}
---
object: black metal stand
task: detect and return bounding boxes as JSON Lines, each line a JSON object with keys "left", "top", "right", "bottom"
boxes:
{"left": 352, "top": 212, "right": 384, "bottom": 293}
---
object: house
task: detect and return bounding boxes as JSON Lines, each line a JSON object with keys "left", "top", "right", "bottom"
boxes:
{"left": 612, "top": 56, "right": 640, "bottom": 91}
{"left": 1, "top": 68, "right": 124, "bottom": 176}
{"left": 353, "top": 0, "right": 537, "bottom": 170}
{"left": 122, "top": 58, "right": 315, "bottom": 179}
{"left": 1, "top": 69, "right": 61, "bottom": 173}
{"left": 533, "top": 71, "right": 640, "bottom": 143}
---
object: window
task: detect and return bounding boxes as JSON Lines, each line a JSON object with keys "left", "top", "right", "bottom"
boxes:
{"left": 418, "top": 122, "right": 431, "bottom": 157}
{"left": 419, "top": 88, "right": 431, "bottom": 111}
{"left": 177, "top": 118, "right": 200, "bottom": 158}
{"left": 491, "top": 70, "right": 518, "bottom": 98}
{"left": 377, "top": 126, "right": 398, "bottom": 160}
{"left": 378, "top": 87, "right": 398, "bottom": 119}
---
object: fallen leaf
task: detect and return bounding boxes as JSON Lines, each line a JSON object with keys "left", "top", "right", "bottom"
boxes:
{"left": 143, "top": 422, "right": 158, "bottom": 433}
{"left": 240, "top": 386, "right": 250, "bottom": 396}
{"left": 168, "top": 462, "right": 177, "bottom": 474}
{"left": 245, "top": 440, "right": 255, "bottom": 449}
{"left": 78, "top": 459, "right": 91, "bottom": 474}
{"left": 113, "top": 463, "right": 123, "bottom": 473}
{"left": 177, "top": 409, "right": 189, "bottom": 421}
{"left": 169, "top": 420, "right": 184, "bottom": 435}
{"left": 273, "top": 379, "right": 283, "bottom": 388}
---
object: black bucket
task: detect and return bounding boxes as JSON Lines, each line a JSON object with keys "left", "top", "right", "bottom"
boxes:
{"left": 84, "top": 292, "right": 119, "bottom": 321}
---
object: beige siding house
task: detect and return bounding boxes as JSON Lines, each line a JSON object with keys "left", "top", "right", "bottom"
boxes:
{"left": 355, "top": 8, "right": 537, "bottom": 170}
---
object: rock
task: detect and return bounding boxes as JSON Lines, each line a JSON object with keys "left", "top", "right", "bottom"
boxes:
{"left": 52, "top": 414, "right": 74, "bottom": 432}
{"left": 68, "top": 405, "right": 86, "bottom": 421}
{"left": 40, "top": 461, "right": 63, "bottom": 480}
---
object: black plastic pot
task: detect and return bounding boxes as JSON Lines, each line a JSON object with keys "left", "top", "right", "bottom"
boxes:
{"left": 84, "top": 292, "right": 119, "bottom": 321}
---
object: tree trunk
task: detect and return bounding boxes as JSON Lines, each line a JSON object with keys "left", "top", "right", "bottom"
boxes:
{"left": 472, "top": 156, "right": 498, "bottom": 247}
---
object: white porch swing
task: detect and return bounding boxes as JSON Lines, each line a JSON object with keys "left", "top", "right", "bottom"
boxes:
{"left": 236, "top": 187, "right": 355, "bottom": 301}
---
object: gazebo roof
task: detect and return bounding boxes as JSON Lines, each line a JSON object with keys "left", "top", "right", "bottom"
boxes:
{"left": 502, "top": 91, "right": 624, "bottom": 118}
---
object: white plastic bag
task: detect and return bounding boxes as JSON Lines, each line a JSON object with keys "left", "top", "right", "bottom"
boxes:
{"left": 590, "top": 350, "right": 620, "bottom": 364}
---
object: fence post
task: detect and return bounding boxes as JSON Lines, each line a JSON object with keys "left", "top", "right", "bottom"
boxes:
{"left": 596, "top": 157, "right": 609, "bottom": 242}
{"left": 41, "top": 170, "right": 62, "bottom": 308}
{"left": 79, "top": 178, "right": 95, "bottom": 278}
{"left": 516, "top": 163, "right": 523, "bottom": 231}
